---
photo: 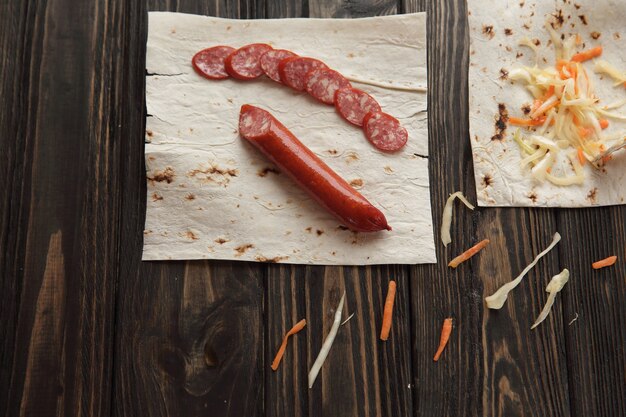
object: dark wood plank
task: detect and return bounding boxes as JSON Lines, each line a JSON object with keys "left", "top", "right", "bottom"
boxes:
{"left": 113, "top": 1, "right": 266, "bottom": 417}
{"left": 0, "top": 0, "right": 121, "bottom": 415}
{"left": 305, "top": 267, "right": 413, "bottom": 417}
{"left": 406, "top": 0, "right": 571, "bottom": 416}
{"left": 558, "top": 207, "right": 626, "bottom": 417}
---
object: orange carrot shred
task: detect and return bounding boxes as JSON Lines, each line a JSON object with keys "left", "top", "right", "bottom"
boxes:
{"left": 578, "top": 126, "right": 592, "bottom": 139}
{"left": 556, "top": 59, "right": 569, "bottom": 71}
{"left": 271, "top": 318, "right": 306, "bottom": 371}
{"left": 571, "top": 46, "right": 603, "bottom": 62}
{"left": 508, "top": 116, "right": 546, "bottom": 127}
{"left": 448, "top": 239, "right": 490, "bottom": 268}
{"left": 599, "top": 119, "right": 609, "bottom": 129}
{"left": 592, "top": 255, "right": 617, "bottom": 269}
{"left": 577, "top": 148, "right": 586, "bottom": 165}
{"left": 380, "top": 280, "right": 397, "bottom": 341}
{"left": 433, "top": 318, "right": 453, "bottom": 362}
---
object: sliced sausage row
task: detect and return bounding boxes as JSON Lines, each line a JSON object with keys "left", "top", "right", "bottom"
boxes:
{"left": 192, "top": 44, "right": 408, "bottom": 152}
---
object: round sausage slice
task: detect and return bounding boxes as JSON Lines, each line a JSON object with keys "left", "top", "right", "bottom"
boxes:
{"left": 279, "top": 57, "right": 328, "bottom": 91}
{"left": 192, "top": 46, "right": 236, "bottom": 80}
{"left": 334, "top": 87, "right": 381, "bottom": 126}
{"left": 225, "top": 43, "right": 273, "bottom": 80}
{"left": 363, "top": 111, "right": 408, "bottom": 152}
{"left": 305, "top": 68, "right": 352, "bottom": 104}
{"left": 260, "top": 49, "right": 297, "bottom": 83}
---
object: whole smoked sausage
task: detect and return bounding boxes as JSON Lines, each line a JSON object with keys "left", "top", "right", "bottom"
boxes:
{"left": 239, "top": 104, "right": 391, "bottom": 232}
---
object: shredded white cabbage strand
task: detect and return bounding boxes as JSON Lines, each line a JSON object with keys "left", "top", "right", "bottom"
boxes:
{"left": 531, "top": 269, "right": 570, "bottom": 329}
{"left": 308, "top": 291, "right": 346, "bottom": 389}
{"left": 485, "top": 232, "right": 561, "bottom": 309}
{"left": 440, "top": 192, "right": 475, "bottom": 247}
{"left": 594, "top": 60, "right": 626, "bottom": 86}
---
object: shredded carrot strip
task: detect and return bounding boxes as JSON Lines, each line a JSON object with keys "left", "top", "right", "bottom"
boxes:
{"left": 433, "top": 318, "right": 453, "bottom": 362}
{"left": 573, "top": 114, "right": 580, "bottom": 126}
{"left": 271, "top": 318, "right": 307, "bottom": 371}
{"left": 577, "top": 148, "right": 586, "bottom": 165}
{"left": 509, "top": 116, "right": 546, "bottom": 126}
{"left": 578, "top": 126, "right": 592, "bottom": 139}
{"left": 380, "top": 280, "right": 397, "bottom": 341}
{"left": 592, "top": 255, "right": 617, "bottom": 269}
{"left": 448, "top": 239, "right": 490, "bottom": 268}
{"left": 546, "top": 167, "right": 552, "bottom": 174}
{"left": 556, "top": 59, "right": 569, "bottom": 72}
{"left": 599, "top": 119, "right": 609, "bottom": 129}
{"left": 571, "top": 46, "right": 603, "bottom": 62}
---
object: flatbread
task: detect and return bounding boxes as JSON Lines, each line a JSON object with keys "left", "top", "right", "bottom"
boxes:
{"left": 468, "top": 0, "right": 626, "bottom": 207}
{"left": 143, "top": 12, "right": 435, "bottom": 264}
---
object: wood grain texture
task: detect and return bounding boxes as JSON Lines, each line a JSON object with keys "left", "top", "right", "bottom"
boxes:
{"left": 305, "top": 266, "right": 413, "bottom": 417}
{"left": 558, "top": 207, "right": 626, "bottom": 417}
{"left": 0, "top": 0, "right": 121, "bottom": 415}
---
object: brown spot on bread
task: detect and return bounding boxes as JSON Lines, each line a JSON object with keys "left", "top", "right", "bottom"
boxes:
{"left": 336, "top": 225, "right": 349, "bottom": 231}
{"left": 328, "top": 149, "right": 338, "bottom": 155}
{"left": 614, "top": 32, "right": 621, "bottom": 40}
{"left": 590, "top": 31, "right": 601, "bottom": 40}
{"left": 255, "top": 255, "right": 288, "bottom": 263}
{"left": 258, "top": 167, "right": 280, "bottom": 177}
{"left": 146, "top": 129, "right": 153, "bottom": 137}
{"left": 143, "top": 229, "right": 153, "bottom": 235}
{"left": 574, "top": 3, "right": 581, "bottom": 9}
{"left": 504, "top": 28, "right": 513, "bottom": 36}
{"left": 482, "top": 175, "right": 493, "bottom": 187}
{"left": 185, "top": 193, "right": 195, "bottom": 200}
{"left": 528, "top": 192, "right": 538, "bottom": 203}
{"left": 151, "top": 192, "right": 163, "bottom": 202}
{"left": 384, "top": 166, "right": 394, "bottom": 174}
{"left": 305, "top": 227, "right": 312, "bottom": 233}
{"left": 226, "top": 25, "right": 231, "bottom": 30}
{"left": 482, "top": 25, "right": 495, "bottom": 39}
{"left": 215, "top": 238, "right": 228, "bottom": 244}
{"left": 345, "top": 152, "right": 359, "bottom": 163}
{"left": 148, "top": 166, "right": 175, "bottom": 184}
{"left": 491, "top": 103, "right": 509, "bottom": 141}
{"left": 350, "top": 178, "right": 363, "bottom": 187}
{"left": 519, "top": 0, "right": 524, "bottom": 6}
{"left": 550, "top": 9, "right": 565, "bottom": 29}
{"left": 188, "top": 164, "right": 238, "bottom": 186}
{"left": 186, "top": 231, "right": 199, "bottom": 240}
{"left": 522, "top": 104, "right": 531, "bottom": 115}
{"left": 234, "top": 243, "right": 254, "bottom": 255}
{"left": 516, "top": 52, "right": 524, "bottom": 58}
{"left": 578, "top": 15, "right": 587, "bottom": 25}
{"left": 505, "top": 45, "right": 512, "bottom": 52}
{"left": 499, "top": 68, "right": 509, "bottom": 80}
{"left": 227, "top": 98, "right": 233, "bottom": 103}
{"left": 533, "top": 38, "right": 541, "bottom": 46}
{"left": 347, "top": 53, "right": 355, "bottom": 58}
{"left": 523, "top": 23, "right": 530, "bottom": 30}
{"left": 587, "top": 188, "right": 598, "bottom": 203}
{"left": 170, "top": 28, "right": 176, "bottom": 34}
{"left": 316, "top": 229, "right": 324, "bottom": 236}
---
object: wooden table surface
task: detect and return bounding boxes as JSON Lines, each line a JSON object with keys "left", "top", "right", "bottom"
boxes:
{"left": 1, "top": 0, "right": 625, "bottom": 416}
